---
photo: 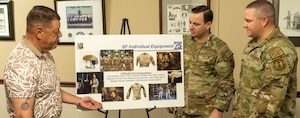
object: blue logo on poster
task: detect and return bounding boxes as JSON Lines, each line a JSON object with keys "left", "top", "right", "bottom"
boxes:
{"left": 174, "top": 41, "right": 182, "bottom": 50}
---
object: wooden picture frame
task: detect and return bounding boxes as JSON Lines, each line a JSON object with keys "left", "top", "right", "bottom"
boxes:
{"left": 54, "top": 0, "right": 106, "bottom": 44}
{"left": 159, "top": 0, "right": 210, "bottom": 34}
{"left": 0, "top": 0, "right": 14, "bottom": 40}
{"left": 273, "top": 0, "right": 300, "bottom": 46}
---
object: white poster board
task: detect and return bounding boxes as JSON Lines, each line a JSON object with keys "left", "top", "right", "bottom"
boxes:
{"left": 75, "top": 35, "right": 184, "bottom": 110}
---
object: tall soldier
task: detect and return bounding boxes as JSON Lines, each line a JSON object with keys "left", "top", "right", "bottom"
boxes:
{"left": 167, "top": 5, "right": 235, "bottom": 118}
{"left": 232, "top": 0, "right": 298, "bottom": 117}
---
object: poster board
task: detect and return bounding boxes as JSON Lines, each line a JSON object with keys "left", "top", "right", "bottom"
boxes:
{"left": 75, "top": 35, "right": 184, "bottom": 110}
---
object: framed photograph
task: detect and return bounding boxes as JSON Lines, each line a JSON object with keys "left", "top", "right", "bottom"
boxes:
{"left": 0, "top": 0, "right": 14, "bottom": 40}
{"left": 159, "top": 0, "right": 210, "bottom": 34}
{"left": 273, "top": 0, "right": 300, "bottom": 46}
{"left": 54, "top": 0, "right": 106, "bottom": 44}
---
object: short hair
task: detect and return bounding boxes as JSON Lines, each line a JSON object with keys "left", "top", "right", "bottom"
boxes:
{"left": 191, "top": 5, "right": 213, "bottom": 23}
{"left": 26, "top": 6, "right": 60, "bottom": 33}
{"left": 246, "top": 0, "right": 275, "bottom": 24}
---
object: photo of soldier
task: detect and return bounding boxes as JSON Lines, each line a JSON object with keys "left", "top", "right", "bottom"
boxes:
{"left": 111, "top": 52, "right": 122, "bottom": 71}
{"left": 157, "top": 52, "right": 170, "bottom": 70}
{"left": 100, "top": 50, "right": 133, "bottom": 71}
{"left": 283, "top": 10, "right": 292, "bottom": 29}
{"left": 157, "top": 52, "right": 181, "bottom": 70}
{"left": 121, "top": 51, "right": 134, "bottom": 71}
{"left": 66, "top": 6, "right": 93, "bottom": 28}
{"left": 76, "top": 72, "right": 103, "bottom": 94}
{"left": 102, "top": 87, "right": 124, "bottom": 102}
{"left": 292, "top": 11, "right": 300, "bottom": 29}
{"left": 100, "top": 51, "right": 111, "bottom": 71}
{"left": 90, "top": 73, "right": 99, "bottom": 93}
{"left": 149, "top": 83, "right": 176, "bottom": 100}
{"left": 158, "top": 85, "right": 164, "bottom": 100}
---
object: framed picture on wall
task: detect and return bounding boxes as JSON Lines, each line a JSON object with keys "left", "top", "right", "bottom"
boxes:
{"left": 0, "top": 0, "right": 14, "bottom": 40}
{"left": 159, "top": 0, "right": 210, "bottom": 34}
{"left": 273, "top": 0, "right": 300, "bottom": 46}
{"left": 54, "top": 0, "right": 106, "bottom": 44}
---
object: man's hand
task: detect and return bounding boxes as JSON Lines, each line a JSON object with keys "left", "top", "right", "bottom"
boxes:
{"left": 166, "top": 107, "right": 175, "bottom": 114}
{"left": 232, "top": 110, "right": 236, "bottom": 117}
{"left": 78, "top": 96, "right": 102, "bottom": 110}
{"left": 210, "top": 108, "right": 223, "bottom": 118}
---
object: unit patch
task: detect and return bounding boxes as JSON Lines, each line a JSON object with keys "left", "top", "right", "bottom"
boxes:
{"left": 270, "top": 58, "right": 290, "bottom": 74}
{"left": 224, "top": 50, "right": 233, "bottom": 58}
{"left": 272, "top": 59, "right": 286, "bottom": 71}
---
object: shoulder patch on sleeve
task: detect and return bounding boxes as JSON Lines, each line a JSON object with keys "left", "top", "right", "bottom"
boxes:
{"left": 272, "top": 59, "right": 286, "bottom": 71}
{"left": 224, "top": 50, "right": 233, "bottom": 58}
{"left": 270, "top": 58, "right": 290, "bottom": 74}
{"left": 269, "top": 49, "right": 284, "bottom": 60}
{"left": 220, "top": 49, "right": 233, "bottom": 62}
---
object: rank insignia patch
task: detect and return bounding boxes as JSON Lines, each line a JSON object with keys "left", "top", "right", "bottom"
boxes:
{"left": 269, "top": 49, "right": 284, "bottom": 60}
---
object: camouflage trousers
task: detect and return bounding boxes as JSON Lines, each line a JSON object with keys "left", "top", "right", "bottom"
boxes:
{"left": 175, "top": 110, "right": 209, "bottom": 118}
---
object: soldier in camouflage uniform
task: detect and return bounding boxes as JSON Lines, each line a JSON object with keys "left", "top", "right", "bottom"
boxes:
{"left": 122, "top": 52, "right": 133, "bottom": 71}
{"left": 167, "top": 5, "right": 235, "bottom": 118}
{"left": 112, "top": 53, "right": 122, "bottom": 71}
{"left": 101, "top": 53, "right": 111, "bottom": 71}
{"left": 232, "top": 1, "right": 298, "bottom": 118}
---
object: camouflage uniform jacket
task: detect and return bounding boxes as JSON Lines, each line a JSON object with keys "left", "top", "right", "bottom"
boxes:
{"left": 233, "top": 28, "right": 298, "bottom": 118}
{"left": 178, "top": 34, "right": 235, "bottom": 115}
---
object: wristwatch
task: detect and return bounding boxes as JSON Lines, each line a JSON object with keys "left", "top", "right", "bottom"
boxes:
{"left": 216, "top": 108, "right": 224, "bottom": 112}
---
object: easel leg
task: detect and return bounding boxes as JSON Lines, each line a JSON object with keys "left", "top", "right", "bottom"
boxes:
{"left": 145, "top": 106, "right": 156, "bottom": 118}
{"left": 98, "top": 109, "right": 109, "bottom": 118}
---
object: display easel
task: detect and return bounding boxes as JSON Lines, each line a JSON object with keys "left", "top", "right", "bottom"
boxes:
{"left": 120, "top": 18, "right": 131, "bottom": 34}
{"left": 98, "top": 18, "right": 156, "bottom": 118}
{"left": 98, "top": 109, "right": 109, "bottom": 118}
{"left": 145, "top": 106, "right": 157, "bottom": 118}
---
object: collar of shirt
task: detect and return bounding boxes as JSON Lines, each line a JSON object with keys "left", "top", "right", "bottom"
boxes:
{"left": 190, "top": 33, "right": 214, "bottom": 47}
{"left": 247, "top": 27, "right": 281, "bottom": 48}
{"left": 21, "top": 37, "right": 43, "bottom": 58}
